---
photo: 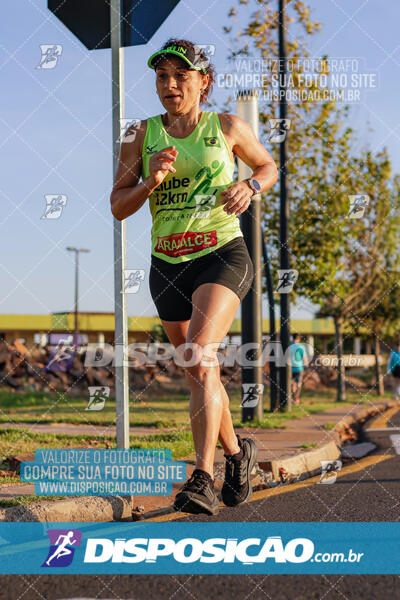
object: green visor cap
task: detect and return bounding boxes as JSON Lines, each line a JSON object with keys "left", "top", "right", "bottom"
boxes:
{"left": 147, "top": 45, "right": 208, "bottom": 74}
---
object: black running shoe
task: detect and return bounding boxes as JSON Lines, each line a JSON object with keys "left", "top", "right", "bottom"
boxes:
{"left": 173, "top": 469, "right": 220, "bottom": 516}
{"left": 221, "top": 435, "right": 258, "bottom": 507}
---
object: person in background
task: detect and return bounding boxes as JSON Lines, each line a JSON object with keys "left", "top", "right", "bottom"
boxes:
{"left": 387, "top": 341, "right": 400, "bottom": 400}
{"left": 290, "top": 333, "right": 308, "bottom": 405}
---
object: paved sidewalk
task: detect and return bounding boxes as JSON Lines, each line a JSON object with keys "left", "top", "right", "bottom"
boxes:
{"left": 0, "top": 402, "right": 364, "bottom": 512}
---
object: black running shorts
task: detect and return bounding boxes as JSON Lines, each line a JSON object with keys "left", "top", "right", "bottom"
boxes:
{"left": 149, "top": 236, "right": 254, "bottom": 321}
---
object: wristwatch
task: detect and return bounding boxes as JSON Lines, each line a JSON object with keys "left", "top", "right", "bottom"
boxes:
{"left": 245, "top": 178, "right": 261, "bottom": 195}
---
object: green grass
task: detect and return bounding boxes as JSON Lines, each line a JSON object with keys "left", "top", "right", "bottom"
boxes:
{"left": 0, "top": 495, "right": 66, "bottom": 508}
{"left": 0, "top": 427, "right": 195, "bottom": 465}
{"left": 0, "top": 390, "right": 243, "bottom": 428}
{"left": 0, "top": 388, "right": 392, "bottom": 431}
{"left": 300, "top": 442, "right": 318, "bottom": 449}
{"left": 321, "top": 421, "right": 336, "bottom": 431}
{"left": 233, "top": 388, "right": 390, "bottom": 429}
{"left": 0, "top": 390, "right": 193, "bottom": 428}
{"left": 0, "top": 473, "right": 21, "bottom": 484}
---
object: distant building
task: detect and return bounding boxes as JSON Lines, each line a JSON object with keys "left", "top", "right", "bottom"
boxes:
{"left": 0, "top": 311, "right": 349, "bottom": 351}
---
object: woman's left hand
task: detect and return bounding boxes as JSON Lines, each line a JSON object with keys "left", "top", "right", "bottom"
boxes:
{"left": 220, "top": 181, "right": 253, "bottom": 216}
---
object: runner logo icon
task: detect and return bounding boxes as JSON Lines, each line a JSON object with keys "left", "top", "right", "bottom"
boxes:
{"left": 42, "top": 529, "right": 82, "bottom": 567}
{"left": 241, "top": 383, "right": 264, "bottom": 407}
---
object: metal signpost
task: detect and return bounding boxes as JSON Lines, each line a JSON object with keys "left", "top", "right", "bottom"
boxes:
{"left": 236, "top": 90, "right": 264, "bottom": 422}
{"left": 48, "top": 0, "right": 182, "bottom": 447}
{"left": 110, "top": 0, "right": 129, "bottom": 449}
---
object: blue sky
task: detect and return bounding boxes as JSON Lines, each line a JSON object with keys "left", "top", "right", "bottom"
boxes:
{"left": 0, "top": 0, "right": 399, "bottom": 320}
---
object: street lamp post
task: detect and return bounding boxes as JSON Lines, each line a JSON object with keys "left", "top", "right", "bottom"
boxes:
{"left": 66, "top": 247, "right": 90, "bottom": 347}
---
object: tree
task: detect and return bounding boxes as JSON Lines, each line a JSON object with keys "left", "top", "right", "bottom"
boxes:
{"left": 150, "top": 324, "right": 169, "bottom": 343}
{"left": 224, "top": 0, "right": 356, "bottom": 401}
{"left": 223, "top": 0, "right": 400, "bottom": 402}
{"left": 348, "top": 154, "right": 400, "bottom": 395}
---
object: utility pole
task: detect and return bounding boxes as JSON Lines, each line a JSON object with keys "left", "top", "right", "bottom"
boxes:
{"left": 261, "top": 230, "right": 279, "bottom": 411}
{"left": 278, "top": 0, "right": 292, "bottom": 411}
{"left": 66, "top": 247, "right": 90, "bottom": 347}
{"left": 237, "top": 90, "right": 264, "bottom": 422}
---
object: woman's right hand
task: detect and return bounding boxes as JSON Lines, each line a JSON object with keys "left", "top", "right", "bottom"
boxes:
{"left": 148, "top": 145, "right": 178, "bottom": 187}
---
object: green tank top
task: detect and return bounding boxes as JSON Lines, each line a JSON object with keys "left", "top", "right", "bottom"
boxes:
{"left": 141, "top": 110, "right": 243, "bottom": 263}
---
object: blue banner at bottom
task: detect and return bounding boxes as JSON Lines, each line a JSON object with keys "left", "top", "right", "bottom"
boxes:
{"left": 0, "top": 522, "right": 398, "bottom": 574}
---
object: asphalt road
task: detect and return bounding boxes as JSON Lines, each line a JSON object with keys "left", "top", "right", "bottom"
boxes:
{"left": 1, "top": 436, "right": 399, "bottom": 599}
{"left": 173, "top": 452, "right": 400, "bottom": 525}
{"left": 388, "top": 408, "right": 400, "bottom": 427}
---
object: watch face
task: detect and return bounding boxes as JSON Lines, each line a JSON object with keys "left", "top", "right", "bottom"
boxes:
{"left": 251, "top": 178, "right": 261, "bottom": 192}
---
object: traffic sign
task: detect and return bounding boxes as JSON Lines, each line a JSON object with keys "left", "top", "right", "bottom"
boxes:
{"left": 48, "top": 0, "right": 181, "bottom": 50}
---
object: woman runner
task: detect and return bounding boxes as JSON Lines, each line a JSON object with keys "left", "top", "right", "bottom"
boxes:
{"left": 110, "top": 38, "right": 278, "bottom": 515}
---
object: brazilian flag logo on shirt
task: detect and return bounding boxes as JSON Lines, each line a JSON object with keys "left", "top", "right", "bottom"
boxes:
{"left": 204, "top": 137, "right": 220, "bottom": 147}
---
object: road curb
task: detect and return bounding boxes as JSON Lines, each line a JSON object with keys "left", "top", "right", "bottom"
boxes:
{"left": 362, "top": 399, "right": 400, "bottom": 450}
{"left": 258, "top": 440, "right": 341, "bottom": 482}
{"left": 257, "top": 401, "right": 398, "bottom": 484}
{"left": 0, "top": 495, "right": 132, "bottom": 523}
{"left": 335, "top": 399, "right": 400, "bottom": 437}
